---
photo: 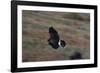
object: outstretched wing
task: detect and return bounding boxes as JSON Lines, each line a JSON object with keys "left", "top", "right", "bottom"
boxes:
{"left": 48, "top": 27, "right": 59, "bottom": 41}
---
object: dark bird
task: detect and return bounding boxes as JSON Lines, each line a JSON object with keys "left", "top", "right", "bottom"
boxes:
{"left": 48, "top": 27, "right": 66, "bottom": 49}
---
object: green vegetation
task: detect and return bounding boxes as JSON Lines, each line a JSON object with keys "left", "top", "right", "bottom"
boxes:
{"left": 63, "top": 13, "right": 90, "bottom": 21}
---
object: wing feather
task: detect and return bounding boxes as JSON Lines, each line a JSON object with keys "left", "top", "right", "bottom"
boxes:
{"left": 49, "top": 27, "right": 59, "bottom": 41}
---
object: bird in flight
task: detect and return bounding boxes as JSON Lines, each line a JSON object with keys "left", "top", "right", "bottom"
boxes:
{"left": 48, "top": 27, "right": 66, "bottom": 49}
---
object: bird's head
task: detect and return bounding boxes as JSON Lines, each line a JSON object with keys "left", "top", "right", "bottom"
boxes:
{"left": 58, "top": 40, "right": 66, "bottom": 48}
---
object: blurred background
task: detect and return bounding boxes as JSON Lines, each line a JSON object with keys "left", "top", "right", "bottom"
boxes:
{"left": 22, "top": 10, "right": 90, "bottom": 62}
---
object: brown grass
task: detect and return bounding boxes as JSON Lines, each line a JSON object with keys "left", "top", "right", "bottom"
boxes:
{"left": 22, "top": 10, "right": 90, "bottom": 62}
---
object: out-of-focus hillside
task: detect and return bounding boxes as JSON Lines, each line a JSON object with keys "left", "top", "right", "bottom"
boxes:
{"left": 22, "top": 10, "right": 90, "bottom": 62}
